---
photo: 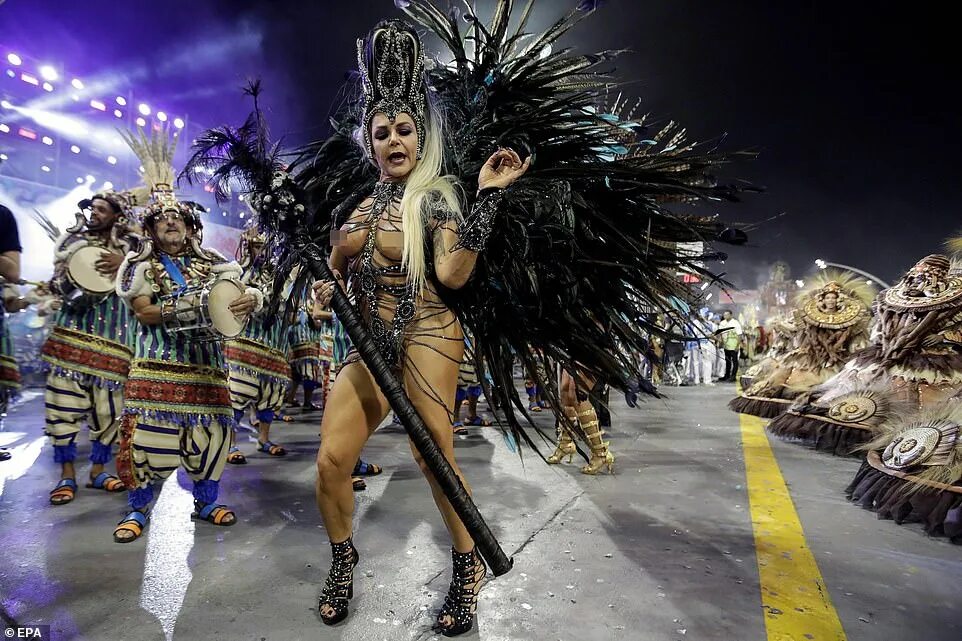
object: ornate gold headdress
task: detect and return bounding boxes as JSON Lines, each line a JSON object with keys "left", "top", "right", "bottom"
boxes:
{"left": 796, "top": 271, "right": 874, "bottom": 329}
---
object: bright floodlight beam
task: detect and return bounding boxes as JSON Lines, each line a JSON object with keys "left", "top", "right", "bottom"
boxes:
{"left": 39, "top": 65, "right": 58, "bottom": 81}
{"left": 138, "top": 103, "right": 150, "bottom": 116}
{"left": 157, "top": 111, "right": 167, "bottom": 122}
{"left": 7, "top": 53, "right": 22, "bottom": 66}
{"left": 173, "top": 117, "right": 184, "bottom": 129}
{"left": 71, "top": 78, "right": 84, "bottom": 90}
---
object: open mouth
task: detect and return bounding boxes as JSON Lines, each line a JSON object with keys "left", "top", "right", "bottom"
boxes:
{"left": 388, "top": 151, "right": 407, "bottom": 164}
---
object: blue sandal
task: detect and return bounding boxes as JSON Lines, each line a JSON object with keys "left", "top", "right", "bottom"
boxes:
{"left": 352, "top": 460, "right": 382, "bottom": 476}
{"left": 258, "top": 441, "right": 286, "bottom": 457}
{"left": 87, "top": 471, "right": 125, "bottom": 492}
{"left": 113, "top": 510, "right": 148, "bottom": 543}
{"left": 49, "top": 478, "right": 78, "bottom": 505}
{"left": 191, "top": 502, "right": 236, "bottom": 526}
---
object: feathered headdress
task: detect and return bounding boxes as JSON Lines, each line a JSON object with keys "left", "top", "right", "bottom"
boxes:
{"left": 121, "top": 125, "right": 205, "bottom": 232}
{"left": 796, "top": 270, "right": 877, "bottom": 309}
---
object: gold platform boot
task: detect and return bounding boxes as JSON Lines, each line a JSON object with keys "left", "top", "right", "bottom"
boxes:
{"left": 578, "top": 402, "right": 614, "bottom": 475}
{"left": 547, "top": 407, "right": 578, "bottom": 464}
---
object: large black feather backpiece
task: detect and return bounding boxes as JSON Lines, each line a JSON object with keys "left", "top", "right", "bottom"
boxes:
{"left": 184, "top": 0, "right": 754, "bottom": 455}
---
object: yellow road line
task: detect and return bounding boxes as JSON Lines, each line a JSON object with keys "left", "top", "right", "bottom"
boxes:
{"left": 739, "top": 413, "right": 847, "bottom": 641}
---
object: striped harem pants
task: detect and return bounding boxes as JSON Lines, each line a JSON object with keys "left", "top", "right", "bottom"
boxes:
{"left": 44, "top": 371, "right": 123, "bottom": 464}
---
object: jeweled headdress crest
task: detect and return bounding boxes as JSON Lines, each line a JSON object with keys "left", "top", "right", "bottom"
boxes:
{"left": 356, "top": 19, "right": 427, "bottom": 160}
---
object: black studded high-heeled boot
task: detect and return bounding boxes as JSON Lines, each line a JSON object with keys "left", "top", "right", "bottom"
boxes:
{"left": 318, "top": 538, "right": 359, "bottom": 625}
{"left": 435, "top": 547, "right": 487, "bottom": 637}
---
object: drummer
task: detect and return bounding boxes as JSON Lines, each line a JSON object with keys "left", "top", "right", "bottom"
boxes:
{"left": 224, "top": 226, "right": 292, "bottom": 462}
{"left": 113, "top": 180, "right": 261, "bottom": 543}
{"left": 42, "top": 191, "right": 140, "bottom": 506}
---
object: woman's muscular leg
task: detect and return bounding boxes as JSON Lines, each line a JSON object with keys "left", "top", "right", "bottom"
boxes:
{"left": 316, "top": 361, "right": 390, "bottom": 542}
{"left": 404, "top": 340, "right": 476, "bottom": 553}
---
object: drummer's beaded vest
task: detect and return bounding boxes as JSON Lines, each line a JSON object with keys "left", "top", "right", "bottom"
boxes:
{"left": 118, "top": 249, "right": 238, "bottom": 427}
{"left": 42, "top": 231, "right": 134, "bottom": 389}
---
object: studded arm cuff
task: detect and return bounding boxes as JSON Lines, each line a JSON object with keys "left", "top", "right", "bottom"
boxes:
{"left": 454, "top": 188, "right": 504, "bottom": 253}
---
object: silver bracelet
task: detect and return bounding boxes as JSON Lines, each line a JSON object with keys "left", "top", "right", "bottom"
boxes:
{"left": 455, "top": 188, "right": 504, "bottom": 252}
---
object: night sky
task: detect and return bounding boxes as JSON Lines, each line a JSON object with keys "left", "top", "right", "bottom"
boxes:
{"left": 2, "top": 1, "right": 956, "bottom": 288}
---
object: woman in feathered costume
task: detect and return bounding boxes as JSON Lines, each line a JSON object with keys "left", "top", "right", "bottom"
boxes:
{"left": 185, "top": 1, "right": 750, "bottom": 634}
{"left": 728, "top": 273, "right": 873, "bottom": 419}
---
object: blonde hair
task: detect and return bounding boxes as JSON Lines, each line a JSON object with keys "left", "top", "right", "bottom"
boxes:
{"left": 364, "top": 109, "right": 462, "bottom": 293}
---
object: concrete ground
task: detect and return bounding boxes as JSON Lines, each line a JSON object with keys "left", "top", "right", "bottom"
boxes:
{"left": 0, "top": 384, "right": 959, "bottom": 641}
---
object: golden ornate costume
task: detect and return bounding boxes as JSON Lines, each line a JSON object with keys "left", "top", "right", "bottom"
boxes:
{"left": 729, "top": 274, "right": 873, "bottom": 418}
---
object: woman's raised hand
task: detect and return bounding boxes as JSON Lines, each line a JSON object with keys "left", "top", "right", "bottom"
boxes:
{"left": 478, "top": 147, "right": 531, "bottom": 191}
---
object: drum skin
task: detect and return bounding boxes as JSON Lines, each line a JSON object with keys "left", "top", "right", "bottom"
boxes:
{"left": 67, "top": 245, "right": 116, "bottom": 294}
{"left": 208, "top": 279, "right": 245, "bottom": 338}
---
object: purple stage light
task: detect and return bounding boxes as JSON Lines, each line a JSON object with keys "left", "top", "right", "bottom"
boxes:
{"left": 113, "top": 109, "right": 123, "bottom": 118}
{"left": 138, "top": 103, "right": 150, "bottom": 116}
{"left": 5, "top": 70, "right": 14, "bottom": 78}
{"left": 40, "top": 165, "right": 50, "bottom": 172}
{"left": 85, "top": 174, "right": 95, "bottom": 182}
{"left": 135, "top": 117, "right": 146, "bottom": 127}
{"left": 18, "top": 128, "right": 36, "bottom": 140}
{"left": 102, "top": 181, "right": 113, "bottom": 190}
{"left": 21, "top": 73, "right": 39, "bottom": 85}
{"left": 157, "top": 111, "right": 167, "bottom": 122}
{"left": 0, "top": 153, "right": 9, "bottom": 161}
{"left": 90, "top": 99, "right": 106, "bottom": 111}
{"left": 106, "top": 155, "right": 117, "bottom": 165}
{"left": 39, "top": 65, "right": 58, "bottom": 81}
{"left": 76, "top": 177, "right": 84, "bottom": 184}
{"left": 71, "top": 78, "right": 84, "bottom": 90}
{"left": 42, "top": 82, "right": 53, "bottom": 92}
{"left": 41, "top": 136, "right": 53, "bottom": 145}
{"left": 0, "top": 124, "right": 9, "bottom": 133}
{"left": 173, "top": 117, "right": 184, "bottom": 129}
{"left": 0, "top": 100, "right": 11, "bottom": 109}
{"left": 6, "top": 53, "right": 22, "bottom": 66}
{"left": 70, "top": 145, "right": 80, "bottom": 153}
{"left": 116, "top": 96, "right": 127, "bottom": 106}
